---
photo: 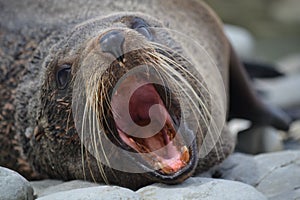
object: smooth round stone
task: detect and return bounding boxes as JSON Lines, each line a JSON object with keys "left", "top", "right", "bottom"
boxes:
{"left": 255, "top": 151, "right": 300, "bottom": 199}
{"left": 208, "top": 151, "right": 300, "bottom": 199}
{"left": 255, "top": 74, "right": 300, "bottom": 109}
{"left": 224, "top": 24, "right": 255, "bottom": 60}
{"left": 277, "top": 53, "right": 300, "bottom": 75}
{"left": 206, "top": 153, "right": 259, "bottom": 186}
{"left": 137, "top": 177, "right": 266, "bottom": 200}
{"left": 236, "top": 126, "right": 284, "bottom": 154}
{"left": 288, "top": 120, "right": 300, "bottom": 142}
{"left": 0, "top": 166, "right": 34, "bottom": 200}
{"left": 36, "top": 186, "right": 139, "bottom": 200}
{"left": 31, "top": 180, "right": 99, "bottom": 197}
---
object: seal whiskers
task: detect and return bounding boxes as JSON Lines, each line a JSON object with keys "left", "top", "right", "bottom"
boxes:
{"left": 83, "top": 76, "right": 111, "bottom": 184}
{"left": 147, "top": 43, "right": 226, "bottom": 160}
{"left": 147, "top": 49, "right": 211, "bottom": 130}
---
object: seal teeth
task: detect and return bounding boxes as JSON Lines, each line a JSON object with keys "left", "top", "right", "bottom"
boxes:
{"left": 155, "top": 162, "right": 174, "bottom": 174}
{"left": 118, "top": 61, "right": 126, "bottom": 68}
{"left": 155, "top": 162, "right": 164, "bottom": 170}
{"left": 134, "top": 139, "right": 151, "bottom": 153}
{"left": 129, "top": 137, "right": 135, "bottom": 144}
{"left": 160, "top": 164, "right": 174, "bottom": 174}
{"left": 180, "top": 146, "right": 190, "bottom": 163}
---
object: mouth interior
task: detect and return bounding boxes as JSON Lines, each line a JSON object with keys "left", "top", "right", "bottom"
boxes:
{"left": 112, "top": 78, "right": 190, "bottom": 174}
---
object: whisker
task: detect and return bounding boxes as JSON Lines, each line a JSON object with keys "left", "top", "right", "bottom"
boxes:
{"left": 150, "top": 45, "right": 223, "bottom": 138}
{"left": 146, "top": 49, "right": 222, "bottom": 155}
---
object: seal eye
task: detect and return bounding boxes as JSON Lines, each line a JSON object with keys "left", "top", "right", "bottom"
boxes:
{"left": 56, "top": 64, "right": 71, "bottom": 89}
{"left": 131, "top": 18, "right": 153, "bottom": 40}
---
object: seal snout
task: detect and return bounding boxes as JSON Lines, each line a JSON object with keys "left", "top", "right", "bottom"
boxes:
{"left": 99, "top": 30, "right": 125, "bottom": 60}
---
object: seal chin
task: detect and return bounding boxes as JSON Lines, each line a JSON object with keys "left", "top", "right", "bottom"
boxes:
{"left": 148, "top": 138, "right": 198, "bottom": 184}
{"left": 110, "top": 75, "right": 198, "bottom": 181}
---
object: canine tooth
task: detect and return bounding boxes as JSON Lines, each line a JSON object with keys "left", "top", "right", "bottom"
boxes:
{"left": 181, "top": 146, "right": 188, "bottom": 153}
{"left": 129, "top": 137, "right": 135, "bottom": 143}
{"left": 181, "top": 146, "right": 190, "bottom": 163}
{"left": 161, "top": 165, "right": 174, "bottom": 174}
{"left": 154, "top": 162, "right": 163, "bottom": 170}
{"left": 119, "top": 61, "right": 126, "bottom": 68}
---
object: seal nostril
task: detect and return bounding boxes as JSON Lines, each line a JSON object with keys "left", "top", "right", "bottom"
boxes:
{"left": 99, "top": 30, "right": 125, "bottom": 60}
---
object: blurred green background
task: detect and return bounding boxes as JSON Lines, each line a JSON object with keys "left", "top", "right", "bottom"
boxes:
{"left": 204, "top": 0, "right": 300, "bottom": 63}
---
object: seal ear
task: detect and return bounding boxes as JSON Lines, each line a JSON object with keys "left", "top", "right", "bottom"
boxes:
{"left": 228, "top": 46, "right": 291, "bottom": 131}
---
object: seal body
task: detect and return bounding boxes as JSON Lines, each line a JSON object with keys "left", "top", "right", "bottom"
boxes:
{"left": 0, "top": 0, "right": 289, "bottom": 189}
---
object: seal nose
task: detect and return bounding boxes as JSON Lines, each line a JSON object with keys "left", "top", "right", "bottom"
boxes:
{"left": 99, "top": 30, "right": 125, "bottom": 60}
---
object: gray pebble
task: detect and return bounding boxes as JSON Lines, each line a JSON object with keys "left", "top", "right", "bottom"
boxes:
{"left": 236, "top": 126, "right": 284, "bottom": 154}
{"left": 210, "top": 153, "right": 259, "bottom": 186}
{"left": 224, "top": 24, "right": 255, "bottom": 60}
{"left": 0, "top": 167, "right": 34, "bottom": 200}
{"left": 3, "top": 151, "right": 300, "bottom": 200}
{"left": 254, "top": 151, "right": 300, "bottom": 199}
{"left": 36, "top": 186, "right": 140, "bottom": 200}
{"left": 255, "top": 74, "right": 300, "bottom": 110}
{"left": 31, "top": 180, "right": 99, "bottom": 197}
{"left": 277, "top": 54, "right": 300, "bottom": 75}
{"left": 208, "top": 151, "right": 300, "bottom": 199}
{"left": 137, "top": 177, "right": 266, "bottom": 200}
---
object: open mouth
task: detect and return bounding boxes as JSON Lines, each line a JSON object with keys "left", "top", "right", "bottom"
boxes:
{"left": 111, "top": 75, "right": 192, "bottom": 175}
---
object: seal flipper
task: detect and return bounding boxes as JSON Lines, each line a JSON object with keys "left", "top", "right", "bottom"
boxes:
{"left": 228, "top": 46, "right": 291, "bottom": 131}
{"left": 243, "top": 61, "right": 284, "bottom": 79}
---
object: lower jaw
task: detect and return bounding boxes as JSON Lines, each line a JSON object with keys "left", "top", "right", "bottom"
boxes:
{"left": 142, "top": 139, "right": 198, "bottom": 184}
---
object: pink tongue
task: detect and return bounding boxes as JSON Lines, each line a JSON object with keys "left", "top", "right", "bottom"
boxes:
{"left": 112, "top": 81, "right": 187, "bottom": 172}
{"left": 128, "top": 84, "right": 166, "bottom": 126}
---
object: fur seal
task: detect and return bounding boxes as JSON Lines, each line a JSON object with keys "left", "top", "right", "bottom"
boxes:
{"left": 0, "top": 0, "right": 290, "bottom": 189}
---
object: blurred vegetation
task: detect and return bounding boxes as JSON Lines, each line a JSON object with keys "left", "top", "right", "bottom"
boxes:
{"left": 204, "top": 0, "right": 300, "bottom": 62}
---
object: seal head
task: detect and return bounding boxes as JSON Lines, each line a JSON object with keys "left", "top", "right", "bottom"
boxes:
{"left": 20, "top": 13, "right": 221, "bottom": 189}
